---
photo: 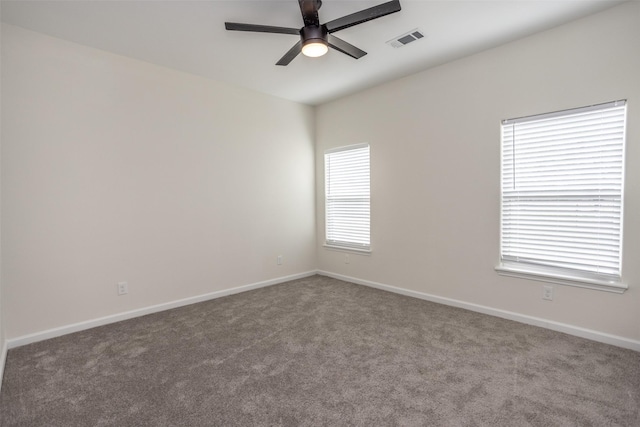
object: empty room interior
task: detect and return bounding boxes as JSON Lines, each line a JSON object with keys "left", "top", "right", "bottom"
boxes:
{"left": 0, "top": 0, "right": 639, "bottom": 425}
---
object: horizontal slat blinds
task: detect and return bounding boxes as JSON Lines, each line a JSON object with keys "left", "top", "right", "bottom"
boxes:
{"left": 325, "top": 144, "right": 370, "bottom": 250}
{"left": 500, "top": 100, "right": 626, "bottom": 281}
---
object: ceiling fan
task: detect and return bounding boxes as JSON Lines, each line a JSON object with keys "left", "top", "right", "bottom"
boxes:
{"left": 225, "top": 0, "right": 402, "bottom": 66}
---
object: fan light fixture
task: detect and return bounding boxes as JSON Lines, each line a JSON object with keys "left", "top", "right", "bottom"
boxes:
{"left": 300, "top": 26, "right": 329, "bottom": 58}
{"left": 302, "top": 40, "right": 328, "bottom": 57}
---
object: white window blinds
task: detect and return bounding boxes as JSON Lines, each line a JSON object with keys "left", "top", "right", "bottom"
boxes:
{"left": 500, "top": 100, "right": 626, "bottom": 285}
{"left": 325, "top": 144, "right": 370, "bottom": 251}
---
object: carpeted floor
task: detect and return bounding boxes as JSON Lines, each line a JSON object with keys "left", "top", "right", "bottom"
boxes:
{"left": 1, "top": 275, "right": 639, "bottom": 426}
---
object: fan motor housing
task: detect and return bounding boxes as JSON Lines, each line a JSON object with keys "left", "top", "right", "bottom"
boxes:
{"left": 301, "top": 25, "right": 328, "bottom": 45}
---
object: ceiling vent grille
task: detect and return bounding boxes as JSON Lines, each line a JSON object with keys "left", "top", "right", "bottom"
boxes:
{"left": 386, "top": 28, "right": 425, "bottom": 48}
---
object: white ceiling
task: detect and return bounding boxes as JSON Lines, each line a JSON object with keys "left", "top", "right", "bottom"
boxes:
{"left": 0, "top": 0, "right": 626, "bottom": 105}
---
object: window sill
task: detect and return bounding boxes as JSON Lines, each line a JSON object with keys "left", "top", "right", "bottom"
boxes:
{"left": 323, "top": 244, "right": 371, "bottom": 255}
{"left": 495, "top": 264, "right": 627, "bottom": 294}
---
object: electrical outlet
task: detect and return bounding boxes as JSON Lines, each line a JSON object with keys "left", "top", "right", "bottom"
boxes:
{"left": 345, "top": 254, "right": 350, "bottom": 264}
{"left": 277, "top": 255, "right": 283, "bottom": 265}
{"left": 542, "top": 285, "right": 553, "bottom": 301}
{"left": 117, "top": 281, "right": 128, "bottom": 296}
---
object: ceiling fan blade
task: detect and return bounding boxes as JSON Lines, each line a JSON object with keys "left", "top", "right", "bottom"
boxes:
{"left": 276, "top": 41, "right": 303, "bottom": 66}
{"left": 298, "top": 0, "right": 321, "bottom": 27}
{"left": 225, "top": 22, "right": 300, "bottom": 35}
{"left": 328, "top": 34, "right": 367, "bottom": 59}
{"left": 324, "top": 0, "right": 401, "bottom": 33}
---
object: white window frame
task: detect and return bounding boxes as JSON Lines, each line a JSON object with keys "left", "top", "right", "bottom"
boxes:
{"left": 324, "top": 144, "right": 371, "bottom": 253}
{"left": 496, "top": 100, "right": 627, "bottom": 293}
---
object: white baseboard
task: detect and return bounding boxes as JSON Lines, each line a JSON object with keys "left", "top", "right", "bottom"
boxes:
{"left": 7, "top": 269, "right": 639, "bottom": 353}
{"left": 7, "top": 271, "right": 317, "bottom": 350}
{"left": 0, "top": 338, "right": 7, "bottom": 392}
{"left": 318, "top": 270, "right": 640, "bottom": 352}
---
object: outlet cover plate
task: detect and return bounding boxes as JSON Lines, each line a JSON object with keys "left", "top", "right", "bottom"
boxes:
{"left": 117, "top": 281, "right": 128, "bottom": 296}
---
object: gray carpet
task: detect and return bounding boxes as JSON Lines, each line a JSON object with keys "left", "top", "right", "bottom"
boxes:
{"left": 1, "top": 275, "right": 639, "bottom": 426}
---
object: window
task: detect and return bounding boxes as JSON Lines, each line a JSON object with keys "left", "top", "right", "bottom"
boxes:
{"left": 497, "top": 100, "right": 627, "bottom": 293}
{"left": 325, "top": 144, "right": 370, "bottom": 252}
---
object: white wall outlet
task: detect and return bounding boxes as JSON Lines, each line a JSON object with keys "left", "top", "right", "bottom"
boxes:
{"left": 542, "top": 285, "right": 553, "bottom": 301}
{"left": 117, "top": 281, "right": 128, "bottom": 296}
{"left": 277, "top": 255, "right": 283, "bottom": 265}
{"left": 345, "top": 254, "right": 350, "bottom": 264}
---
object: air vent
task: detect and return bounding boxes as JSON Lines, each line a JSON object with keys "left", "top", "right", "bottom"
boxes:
{"left": 386, "top": 29, "right": 425, "bottom": 48}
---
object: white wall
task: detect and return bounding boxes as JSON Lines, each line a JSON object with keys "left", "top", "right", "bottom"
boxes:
{"left": 1, "top": 24, "right": 316, "bottom": 339}
{"left": 2, "top": 2, "right": 639, "bottom": 350}
{"left": 316, "top": 2, "right": 640, "bottom": 342}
